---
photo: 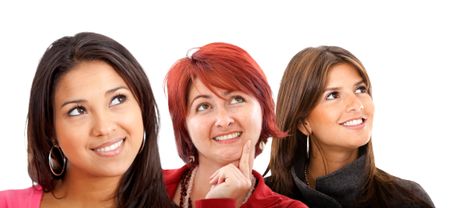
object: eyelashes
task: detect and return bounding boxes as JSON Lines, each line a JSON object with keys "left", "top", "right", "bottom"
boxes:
{"left": 110, "top": 94, "right": 127, "bottom": 106}
{"left": 194, "top": 95, "right": 247, "bottom": 112}
{"left": 324, "top": 85, "right": 369, "bottom": 101}
{"left": 66, "top": 94, "right": 128, "bottom": 117}
{"left": 230, "top": 95, "right": 245, "bottom": 104}
{"left": 68, "top": 105, "right": 86, "bottom": 116}
{"left": 355, "top": 85, "right": 368, "bottom": 94}
{"left": 196, "top": 103, "right": 210, "bottom": 112}
{"left": 325, "top": 91, "right": 339, "bottom": 100}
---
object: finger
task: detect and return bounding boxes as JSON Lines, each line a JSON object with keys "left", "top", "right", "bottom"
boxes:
{"left": 238, "top": 140, "right": 252, "bottom": 178}
{"left": 209, "top": 169, "right": 221, "bottom": 184}
{"left": 248, "top": 141, "right": 255, "bottom": 175}
{"left": 209, "top": 169, "right": 219, "bottom": 180}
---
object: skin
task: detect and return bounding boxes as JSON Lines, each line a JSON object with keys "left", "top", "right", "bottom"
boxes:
{"left": 299, "top": 63, "right": 374, "bottom": 188}
{"left": 174, "top": 78, "right": 260, "bottom": 207}
{"left": 42, "top": 60, "right": 144, "bottom": 207}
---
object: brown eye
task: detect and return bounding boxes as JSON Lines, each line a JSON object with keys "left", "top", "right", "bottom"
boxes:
{"left": 325, "top": 92, "right": 339, "bottom": 100}
{"left": 355, "top": 86, "right": 368, "bottom": 94}
{"left": 230, "top": 96, "right": 245, "bottom": 104}
{"left": 111, "top": 94, "right": 127, "bottom": 106}
{"left": 196, "top": 103, "right": 210, "bottom": 112}
{"left": 68, "top": 106, "right": 86, "bottom": 116}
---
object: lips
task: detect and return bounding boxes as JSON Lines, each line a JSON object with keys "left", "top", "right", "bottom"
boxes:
{"left": 342, "top": 118, "right": 364, "bottom": 126}
{"left": 93, "top": 138, "right": 125, "bottom": 153}
{"left": 213, "top": 132, "right": 242, "bottom": 141}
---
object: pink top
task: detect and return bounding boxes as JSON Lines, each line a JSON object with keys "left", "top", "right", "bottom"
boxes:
{"left": 0, "top": 186, "right": 43, "bottom": 208}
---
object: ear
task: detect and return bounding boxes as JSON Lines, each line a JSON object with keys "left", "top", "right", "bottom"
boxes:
{"left": 297, "top": 120, "right": 312, "bottom": 135}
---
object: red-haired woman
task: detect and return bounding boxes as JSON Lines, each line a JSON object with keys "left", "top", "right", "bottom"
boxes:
{"left": 164, "top": 42, "right": 308, "bottom": 208}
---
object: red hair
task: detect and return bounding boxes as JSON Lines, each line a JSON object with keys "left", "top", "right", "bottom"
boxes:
{"left": 165, "top": 42, "right": 286, "bottom": 163}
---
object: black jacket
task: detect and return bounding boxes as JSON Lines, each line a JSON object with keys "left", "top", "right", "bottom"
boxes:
{"left": 265, "top": 153, "right": 434, "bottom": 208}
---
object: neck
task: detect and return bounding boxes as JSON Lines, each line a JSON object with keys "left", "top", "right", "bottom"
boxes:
{"left": 307, "top": 143, "right": 358, "bottom": 187}
{"left": 51, "top": 169, "right": 121, "bottom": 207}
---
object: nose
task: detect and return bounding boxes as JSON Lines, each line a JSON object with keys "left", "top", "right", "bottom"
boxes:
{"left": 91, "top": 110, "right": 116, "bottom": 137}
{"left": 215, "top": 107, "right": 234, "bottom": 128}
{"left": 346, "top": 94, "right": 364, "bottom": 113}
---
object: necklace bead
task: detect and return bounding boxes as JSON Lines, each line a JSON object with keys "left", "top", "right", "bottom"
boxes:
{"left": 179, "top": 166, "right": 197, "bottom": 208}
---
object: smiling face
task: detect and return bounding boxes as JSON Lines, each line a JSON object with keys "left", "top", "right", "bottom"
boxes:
{"left": 302, "top": 63, "right": 374, "bottom": 152}
{"left": 185, "top": 79, "right": 262, "bottom": 166}
{"left": 53, "top": 60, "right": 144, "bottom": 178}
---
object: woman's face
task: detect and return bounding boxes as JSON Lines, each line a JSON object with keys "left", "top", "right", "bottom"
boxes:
{"left": 53, "top": 60, "right": 144, "bottom": 178}
{"left": 304, "top": 63, "right": 374, "bottom": 152}
{"left": 186, "top": 79, "right": 262, "bottom": 166}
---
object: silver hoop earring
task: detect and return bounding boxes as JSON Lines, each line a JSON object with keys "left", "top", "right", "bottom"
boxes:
{"left": 48, "top": 145, "right": 66, "bottom": 177}
{"left": 306, "top": 135, "right": 310, "bottom": 159}
{"left": 139, "top": 131, "right": 147, "bottom": 153}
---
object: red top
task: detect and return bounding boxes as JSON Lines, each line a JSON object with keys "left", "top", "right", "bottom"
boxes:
{"left": 164, "top": 164, "right": 308, "bottom": 208}
{"left": 0, "top": 186, "right": 43, "bottom": 208}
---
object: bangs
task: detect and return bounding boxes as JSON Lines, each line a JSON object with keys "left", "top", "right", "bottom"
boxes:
{"left": 189, "top": 59, "right": 260, "bottom": 99}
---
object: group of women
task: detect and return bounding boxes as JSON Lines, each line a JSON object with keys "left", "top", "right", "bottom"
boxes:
{"left": 0, "top": 32, "right": 434, "bottom": 207}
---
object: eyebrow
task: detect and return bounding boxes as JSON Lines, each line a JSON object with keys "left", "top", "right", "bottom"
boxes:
{"left": 60, "top": 86, "right": 128, "bottom": 108}
{"left": 188, "top": 90, "right": 233, "bottom": 107}
{"left": 323, "top": 80, "right": 365, "bottom": 92}
{"left": 189, "top": 95, "right": 210, "bottom": 107}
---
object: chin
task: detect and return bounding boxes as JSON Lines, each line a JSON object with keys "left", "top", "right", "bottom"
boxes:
{"left": 215, "top": 152, "right": 241, "bottom": 165}
{"left": 349, "top": 138, "right": 371, "bottom": 149}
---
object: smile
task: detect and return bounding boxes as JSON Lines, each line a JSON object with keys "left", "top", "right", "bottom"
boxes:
{"left": 94, "top": 139, "right": 124, "bottom": 153}
{"left": 341, "top": 118, "right": 365, "bottom": 127}
{"left": 213, "top": 132, "right": 242, "bottom": 141}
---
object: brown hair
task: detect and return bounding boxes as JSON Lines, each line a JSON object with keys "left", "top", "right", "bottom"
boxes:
{"left": 27, "top": 32, "right": 174, "bottom": 207}
{"left": 268, "top": 46, "right": 432, "bottom": 207}
{"left": 165, "top": 42, "right": 285, "bottom": 163}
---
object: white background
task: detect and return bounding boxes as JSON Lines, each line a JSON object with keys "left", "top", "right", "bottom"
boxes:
{"left": 0, "top": 1, "right": 447, "bottom": 207}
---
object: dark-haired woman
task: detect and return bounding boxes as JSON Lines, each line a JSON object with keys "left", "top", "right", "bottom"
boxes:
{"left": 266, "top": 46, "right": 434, "bottom": 207}
{"left": 0, "top": 32, "right": 174, "bottom": 208}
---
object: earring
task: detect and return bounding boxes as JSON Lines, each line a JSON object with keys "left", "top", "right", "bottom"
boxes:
{"left": 48, "top": 145, "right": 66, "bottom": 177}
{"left": 306, "top": 135, "right": 310, "bottom": 159}
{"left": 259, "top": 141, "right": 265, "bottom": 152}
{"left": 188, "top": 155, "right": 196, "bottom": 164}
{"left": 139, "top": 131, "right": 147, "bottom": 153}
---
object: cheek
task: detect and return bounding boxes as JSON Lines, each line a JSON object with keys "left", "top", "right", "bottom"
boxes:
{"left": 310, "top": 108, "right": 336, "bottom": 129}
{"left": 186, "top": 116, "right": 206, "bottom": 140}
{"left": 118, "top": 102, "right": 144, "bottom": 136}
{"left": 124, "top": 109, "right": 144, "bottom": 131}
{"left": 55, "top": 124, "right": 85, "bottom": 159}
{"left": 364, "top": 99, "right": 375, "bottom": 116}
{"left": 54, "top": 118, "right": 83, "bottom": 144}
{"left": 361, "top": 97, "right": 375, "bottom": 123}
{"left": 246, "top": 104, "right": 263, "bottom": 138}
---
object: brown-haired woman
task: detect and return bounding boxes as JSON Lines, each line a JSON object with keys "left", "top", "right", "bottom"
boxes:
{"left": 266, "top": 46, "right": 434, "bottom": 207}
{"left": 0, "top": 32, "right": 175, "bottom": 208}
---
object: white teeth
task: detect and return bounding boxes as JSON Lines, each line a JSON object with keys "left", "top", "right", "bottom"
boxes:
{"left": 214, "top": 132, "right": 241, "bottom": 141}
{"left": 343, "top": 119, "right": 363, "bottom": 126}
{"left": 95, "top": 139, "right": 123, "bottom": 152}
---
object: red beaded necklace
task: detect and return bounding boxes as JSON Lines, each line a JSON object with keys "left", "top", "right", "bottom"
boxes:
{"left": 179, "top": 166, "right": 197, "bottom": 208}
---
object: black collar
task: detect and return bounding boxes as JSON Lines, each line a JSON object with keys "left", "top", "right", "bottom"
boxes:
{"left": 291, "top": 151, "right": 368, "bottom": 207}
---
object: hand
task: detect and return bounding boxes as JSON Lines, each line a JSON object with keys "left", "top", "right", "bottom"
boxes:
{"left": 205, "top": 140, "right": 255, "bottom": 207}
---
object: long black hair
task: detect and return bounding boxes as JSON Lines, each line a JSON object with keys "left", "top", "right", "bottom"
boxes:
{"left": 27, "top": 32, "right": 174, "bottom": 207}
